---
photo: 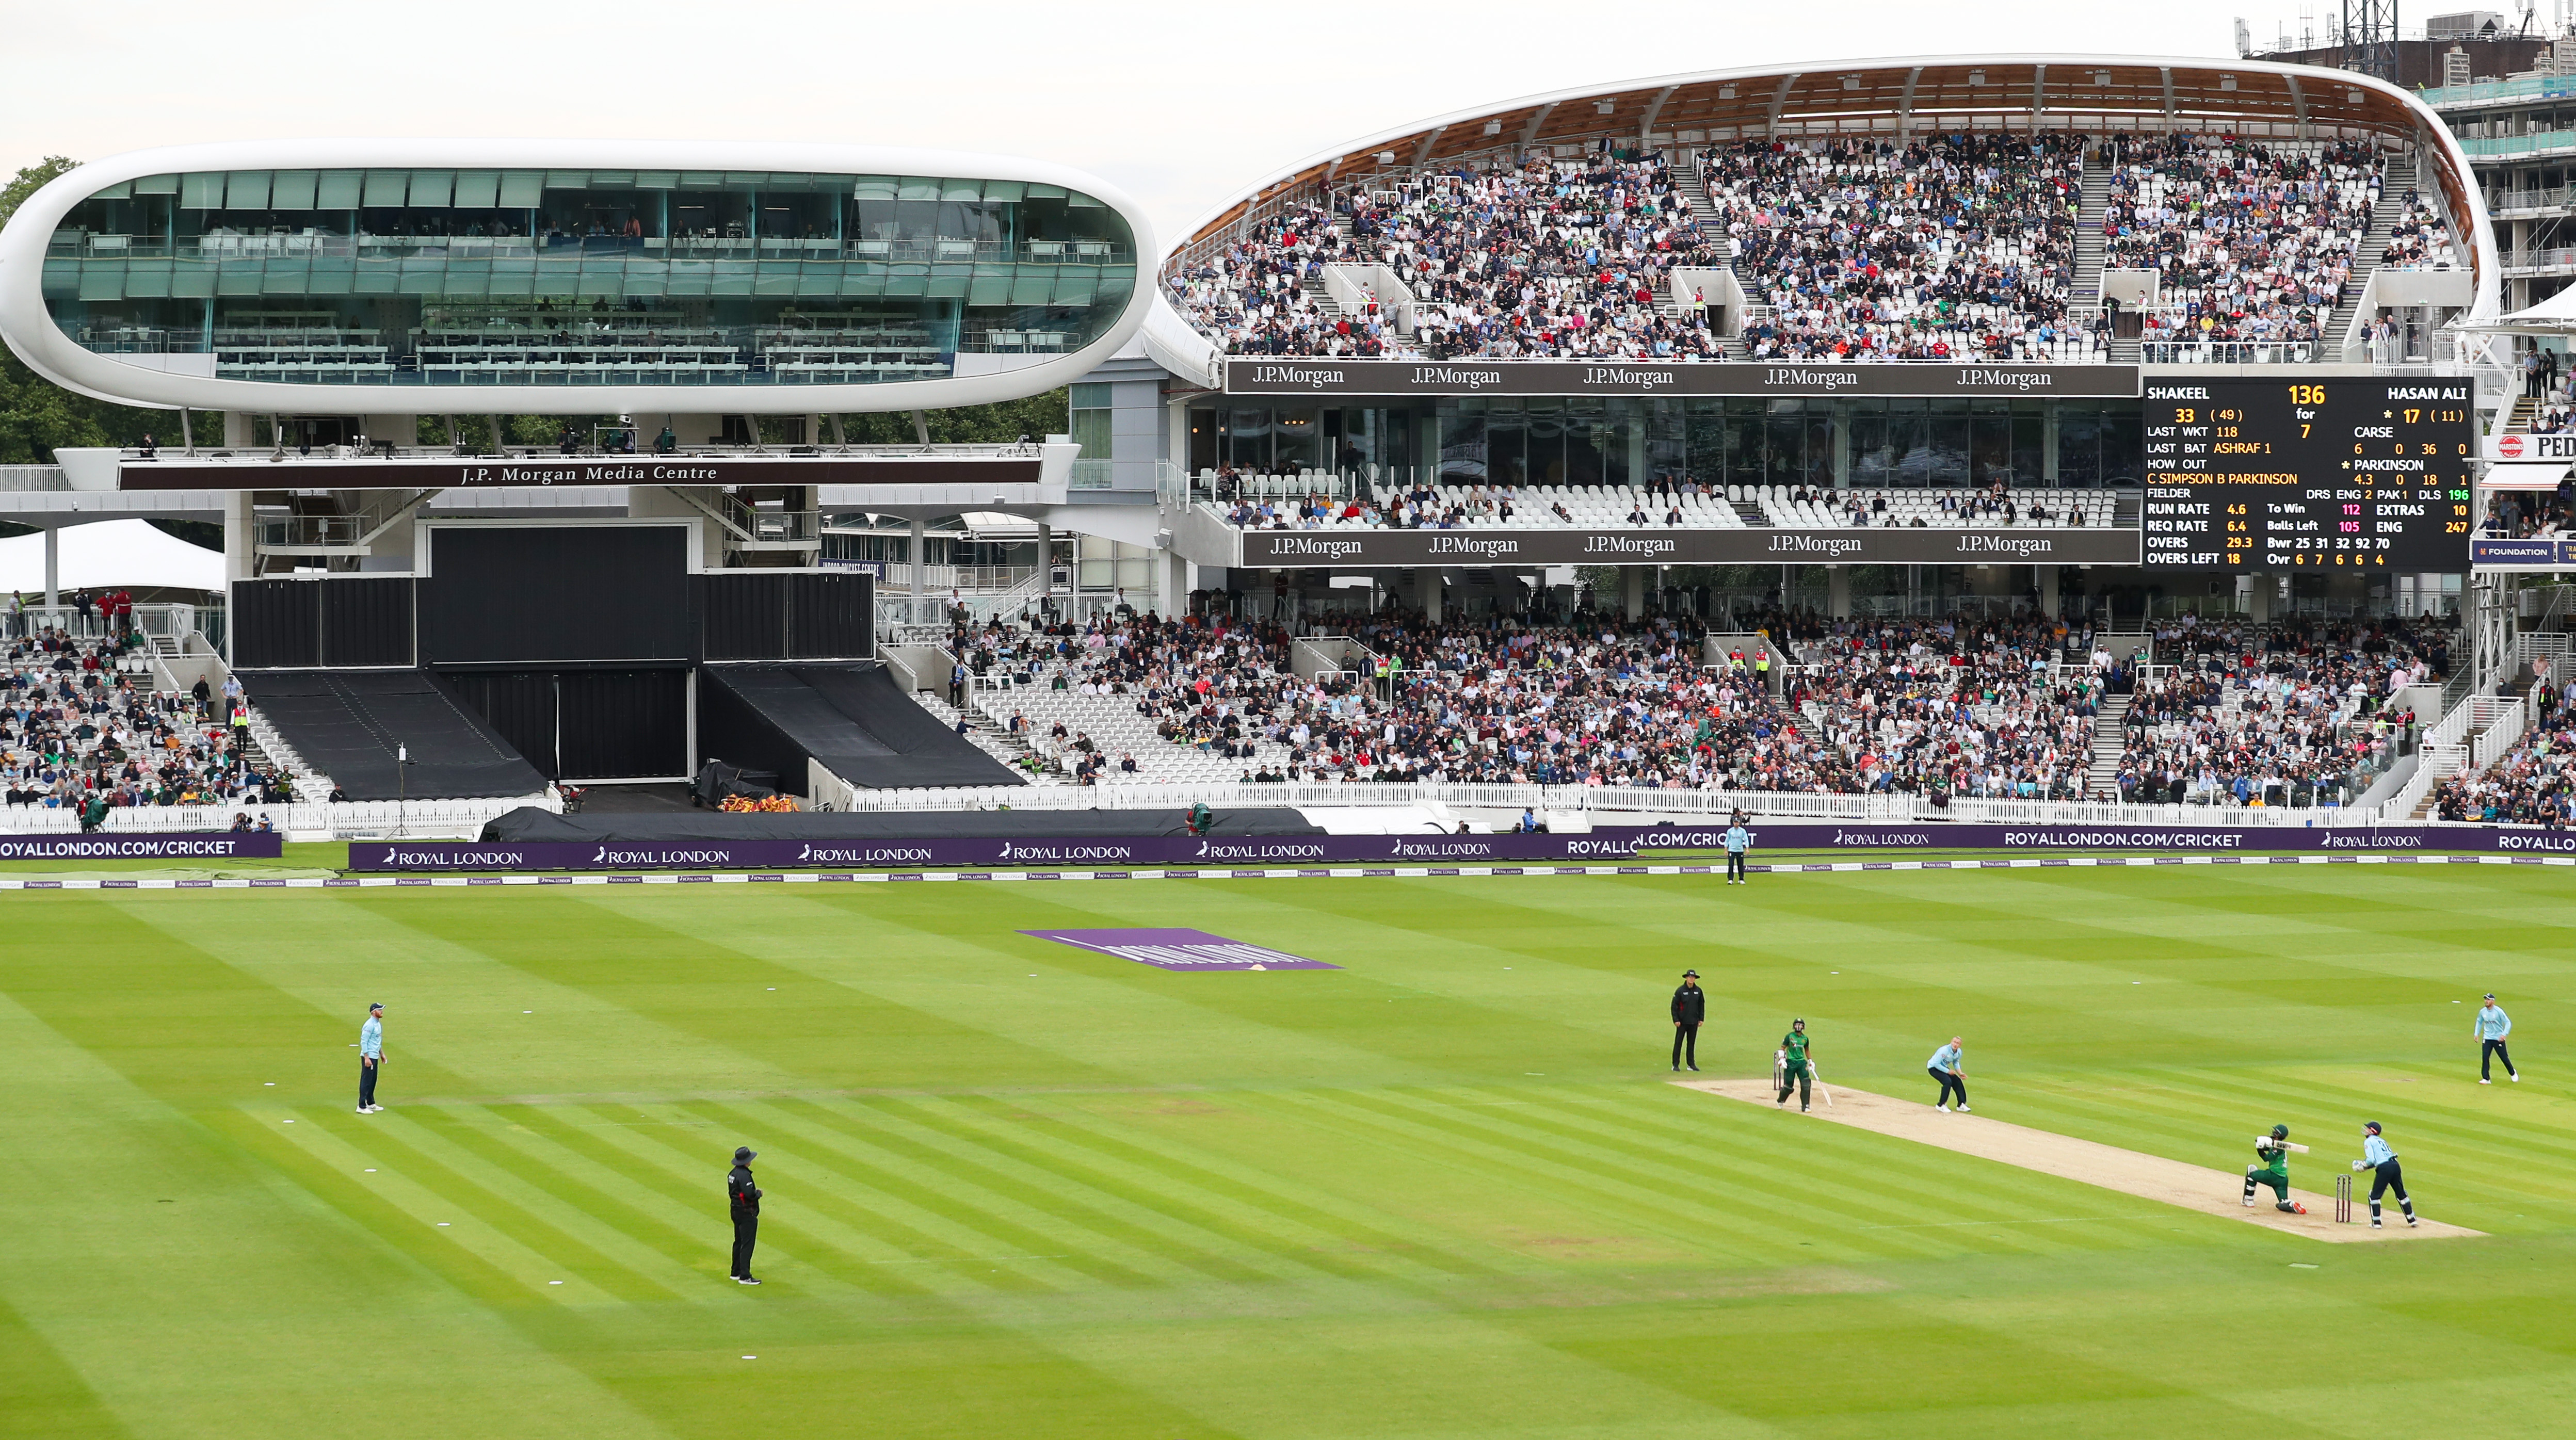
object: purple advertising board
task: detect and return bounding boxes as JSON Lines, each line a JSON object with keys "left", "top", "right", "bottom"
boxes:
{"left": 0, "top": 833, "right": 286, "bottom": 861}
{"left": 1021, "top": 928, "right": 1339, "bottom": 970}
{"left": 344, "top": 821, "right": 2576, "bottom": 872}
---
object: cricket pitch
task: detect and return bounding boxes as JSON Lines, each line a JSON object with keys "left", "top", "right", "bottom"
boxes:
{"left": 1675, "top": 1078, "right": 2484, "bottom": 1243}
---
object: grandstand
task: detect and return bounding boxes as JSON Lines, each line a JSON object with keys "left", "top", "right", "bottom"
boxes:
{"left": 0, "top": 55, "right": 2559, "bottom": 843}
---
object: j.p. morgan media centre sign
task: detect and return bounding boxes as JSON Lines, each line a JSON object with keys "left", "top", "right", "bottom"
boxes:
{"left": 1223, "top": 360, "right": 2142, "bottom": 398}
{"left": 1238, "top": 527, "right": 2142, "bottom": 567}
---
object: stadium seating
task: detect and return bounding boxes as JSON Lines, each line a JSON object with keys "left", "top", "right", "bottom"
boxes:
{"left": 2110, "top": 135, "right": 2377, "bottom": 361}
{"left": 2433, "top": 685, "right": 2572, "bottom": 825}
{"left": 1196, "top": 476, "right": 2113, "bottom": 531}
{"left": 0, "top": 629, "right": 297, "bottom": 825}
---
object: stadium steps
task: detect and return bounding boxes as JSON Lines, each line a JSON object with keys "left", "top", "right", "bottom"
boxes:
{"left": 1301, "top": 275, "right": 1343, "bottom": 319}
{"left": 2503, "top": 396, "right": 2539, "bottom": 433}
{"left": 1730, "top": 500, "right": 1770, "bottom": 527}
{"left": 2074, "top": 164, "right": 2109, "bottom": 304}
{"left": 2329, "top": 152, "right": 2414, "bottom": 352}
{"left": 2085, "top": 691, "right": 2131, "bottom": 798}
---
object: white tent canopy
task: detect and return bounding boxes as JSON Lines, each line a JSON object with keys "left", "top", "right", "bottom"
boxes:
{"left": 0, "top": 519, "right": 223, "bottom": 597}
{"left": 2471, "top": 284, "right": 2576, "bottom": 335}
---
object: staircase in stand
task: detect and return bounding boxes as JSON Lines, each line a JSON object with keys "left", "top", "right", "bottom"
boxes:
{"left": 2330, "top": 152, "right": 2415, "bottom": 357}
{"left": 2084, "top": 691, "right": 2132, "bottom": 799}
{"left": 1300, "top": 275, "right": 1343, "bottom": 320}
{"left": 1731, "top": 500, "right": 1770, "bottom": 526}
{"left": 2076, "top": 164, "right": 2135, "bottom": 364}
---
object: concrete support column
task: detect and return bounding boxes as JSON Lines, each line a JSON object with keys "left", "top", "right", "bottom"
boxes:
{"left": 223, "top": 492, "right": 255, "bottom": 581}
{"left": 2249, "top": 574, "right": 2273, "bottom": 623}
{"left": 908, "top": 515, "right": 927, "bottom": 621}
{"left": 43, "top": 527, "right": 59, "bottom": 607}
{"left": 1827, "top": 567, "right": 1851, "bottom": 619}
{"left": 1421, "top": 569, "right": 1444, "bottom": 623}
{"left": 1622, "top": 565, "right": 1645, "bottom": 622}
{"left": 2039, "top": 565, "right": 2059, "bottom": 618}
{"left": 1037, "top": 522, "right": 1053, "bottom": 619}
{"left": 224, "top": 411, "right": 256, "bottom": 448}
{"left": 1157, "top": 547, "right": 1189, "bottom": 620}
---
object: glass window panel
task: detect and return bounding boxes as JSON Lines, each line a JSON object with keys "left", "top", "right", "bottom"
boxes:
{"left": 589, "top": 170, "right": 634, "bottom": 187}
{"left": 361, "top": 171, "right": 407, "bottom": 206}
{"left": 620, "top": 262, "right": 666, "bottom": 298}
{"left": 270, "top": 171, "right": 317, "bottom": 208}
{"left": 664, "top": 261, "right": 709, "bottom": 296}
{"left": 316, "top": 171, "right": 363, "bottom": 208}
{"left": 940, "top": 180, "right": 983, "bottom": 201}
{"left": 94, "top": 181, "right": 132, "bottom": 201}
{"left": 225, "top": 172, "right": 271, "bottom": 208}
{"left": 451, "top": 170, "right": 498, "bottom": 208}
{"left": 133, "top": 173, "right": 178, "bottom": 196}
{"left": 78, "top": 263, "right": 125, "bottom": 301}
{"left": 1052, "top": 267, "right": 1097, "bottom": 306}
{"left": 543, "top": 171, "right": 588, "bottom": 189}
{"left": 170, "top": 260, "right": 216, "bottom": 297}
{"left": 635, "top": 171, "right": 679, "bottom": 189}
{"left": 723, "top": 172, "right": 766, "bottom": 188}
{"left": 261, "top": 260, "right": 310, "bottom": 294}
{"left": 352, "top": 260, "right": 400, "bottom": 295}
{"left": 926, "top": 265, "right": 970, "bottom": 299}
{"left": 409, "top": 170, "right": 454, "bottom": 206}
{"left": 180, "top": 173, "right": 223, "bottom": 208}
{"left": 852, "top": 177, "right": 897, "bottom": 200}
{"left": 981, "top": 180, "right": 1025, "bottom": 202}
{"left": 967, "top": 267, "right": 1012, "bottom": 306}
{"left": 897, "top": 178, "right": 939, "bottom": 201}
{"left": 1025, "top": 183, "right": 1066, "bottom": 200}
{"left": 305, "top": 258, "right": 351, "bottom": 295}
{"left": 1066, "top": 190, "right": 1106, "bottom": 209}
{"left": 215, "top": 262, "right": 263, "bottom": 296}
{"left": 679, "top": 172, "right": 723, "bottom": 187}
{"left": 498, "top": 172, "right": 544, "bottom": 207}
{"left": 120, "top": 259, "right": 171, "bottom": 298}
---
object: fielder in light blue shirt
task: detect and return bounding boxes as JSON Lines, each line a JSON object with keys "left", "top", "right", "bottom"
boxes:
{"left": 1926, "top": 1038, "right": 1969, "bottom": 1112}
{"left": 357, "top": 1003, "right": 385, "bottom": 1113}
{"left": 1722, "top": 820, "right": 1752, "bottom": 885}
{"left": 2475, "top": 994, "right": 2518, "bottom": 1084}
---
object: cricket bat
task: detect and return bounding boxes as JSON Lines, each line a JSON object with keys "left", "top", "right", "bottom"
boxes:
{"left": 2255, "top": 1136, "right": 2310, "bottom": 1154}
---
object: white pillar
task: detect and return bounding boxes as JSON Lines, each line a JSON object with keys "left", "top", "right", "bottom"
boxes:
{"left": 1158, "top": 547, "right": 1188, "bottom": 620}
{"left": 1827, "top": 568, "right": 1851, "bottom": 619}
{"left": 1622, "top": 565, "right": 1645, "bottom": 622}
{"left": 2039, "top": 565, "right": 2059, "bottom": 618}
{"left": 908, "top": 515, "right": 927, "bottom": 622}
{"left": 1421, "top": 569, "right": 1443, "bottom": 623}
{"left": 43, "top": 527, "right": 59, "bottom": 607}
{"left": 1037, "top": 521, "right": 1053, "bottom": 619}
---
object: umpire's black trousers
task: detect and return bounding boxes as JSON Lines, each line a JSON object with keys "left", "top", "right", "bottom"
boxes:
{"left": 731, "top": 1212, "right": 759, "bottom": 1279}
{"left": 1672, "top": 1023, "right": 1699, "bottom": 1069}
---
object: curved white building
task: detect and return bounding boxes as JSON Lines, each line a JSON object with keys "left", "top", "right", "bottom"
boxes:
{"left": 0, "top": 140, "right": 1153, "bottom": 415}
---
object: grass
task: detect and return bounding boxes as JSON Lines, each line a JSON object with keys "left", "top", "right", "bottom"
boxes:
{"left": 0, "top": 866, "right": 2569, "bottom": 1438}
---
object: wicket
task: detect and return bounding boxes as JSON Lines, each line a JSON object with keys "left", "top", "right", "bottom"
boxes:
{"left": 2335, "top": 1174, "right": 2353, "bottom": 1223}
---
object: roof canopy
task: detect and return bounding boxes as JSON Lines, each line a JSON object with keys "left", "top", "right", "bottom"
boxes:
{"left": 0, "top": 519, "right": 222, "bottom": 596}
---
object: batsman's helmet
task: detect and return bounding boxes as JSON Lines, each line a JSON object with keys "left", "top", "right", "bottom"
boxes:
{"left": 2271, "top": 1124, "right": 2290, "bottom": 1140}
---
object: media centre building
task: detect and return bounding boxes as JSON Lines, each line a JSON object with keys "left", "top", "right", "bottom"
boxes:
{"left": 0, "top": 57, "right": 2509, "bottom": 626}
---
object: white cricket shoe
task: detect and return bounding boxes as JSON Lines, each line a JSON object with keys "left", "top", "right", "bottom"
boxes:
{"left": 2481, "top": 1078, "right": 2491, "bottom": 1085}
{"left": 1937, "top": 1103, "right": 1949, "bottom": 1112}
{"left": 1956, "top": 1105, "right": 1971, "bottom": 1113}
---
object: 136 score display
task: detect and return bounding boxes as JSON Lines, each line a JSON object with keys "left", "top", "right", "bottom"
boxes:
{"left": 2140, "top": 378, "right": 2473, "bottom": 571}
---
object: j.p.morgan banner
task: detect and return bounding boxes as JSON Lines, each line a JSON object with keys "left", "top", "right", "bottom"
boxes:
{"left": 117, "top": 455, "right": 1044, "bottom": 491}
{"left": 346, "top": 822, "right": 2557, "bottom": 871}
{"left": 1236, "top": 526, "right": 2143, "bottom": 568}
{"left": 1223, "top": 359, "right": 2141, "bottom": 399}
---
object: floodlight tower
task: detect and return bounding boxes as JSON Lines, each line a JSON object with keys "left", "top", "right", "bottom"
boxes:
{"left": 2342, "top": 0, "right": 2400, "bottom": 81}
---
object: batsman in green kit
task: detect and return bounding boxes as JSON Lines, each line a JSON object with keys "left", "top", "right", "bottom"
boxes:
{"left": 1774, "top": 1018, "right": 1813, "bottom": 1111}
{"left": 2240, "top": 1123, "right": 2304, "bottom": 1214}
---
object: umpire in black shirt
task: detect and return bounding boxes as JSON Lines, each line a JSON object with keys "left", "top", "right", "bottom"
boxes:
{"left": 727, "top": 1146, "right": 763, "bottom": 1285}
{"left": 1671, "top": 969, "right": 1706, "bottom": 1072}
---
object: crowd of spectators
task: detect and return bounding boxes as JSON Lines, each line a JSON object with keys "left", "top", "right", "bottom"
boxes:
{"left": 2434, "top": 682, "right": 2572, "bottom": 826}
{"left": 2378, "top": 192, "right": 2458, "bottom": 268}
{"left": 0, "top": 628, "right": 295, "bottom": 825}
{"left": 1704, "top": 133, "right": 2096, "bottom": 362}
{"left": 1168, "top": 153, "right": 1720, "bottom": 362}
{"left": 2110, "top": 134, "right": 2378, "bottom": 356}
{"left": 2112, "top": 616, "right": 2443, "bottom": 806}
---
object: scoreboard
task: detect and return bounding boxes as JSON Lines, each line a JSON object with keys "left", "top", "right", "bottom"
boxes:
{"left": 2140, "top": 378, "right": 2475, "bottom": 572}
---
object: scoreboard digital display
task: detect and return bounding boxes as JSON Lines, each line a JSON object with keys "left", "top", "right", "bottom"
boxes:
{"left": 2140, "top": 379, "right": 2475, "bottom": 571}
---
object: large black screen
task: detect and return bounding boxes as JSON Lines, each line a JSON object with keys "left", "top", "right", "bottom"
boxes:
{"left": 2141, "top": 378, "right": 2475, "bottom": 572}
{"left": 419, "top": 525, "right": 693, "bottom": 662}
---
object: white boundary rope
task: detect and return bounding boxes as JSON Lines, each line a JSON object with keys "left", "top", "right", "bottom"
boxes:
{"left": 4, "top": 852, "right": 2571, "bottom": 891}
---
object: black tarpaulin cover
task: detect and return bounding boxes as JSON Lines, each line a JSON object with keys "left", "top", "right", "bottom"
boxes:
{"left": 479, "top": 807, "right": 1328, "bottom": 843}
{"left": 242, "top": 670, "right": 550, "bottom": 800}
{"left": 701, "top": 664, "right": 1024, "bottom": 790}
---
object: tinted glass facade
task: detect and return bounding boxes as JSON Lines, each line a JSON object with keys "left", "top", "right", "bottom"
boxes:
{"left": 42, "top": 168, "right": 1136, "bottom": 387}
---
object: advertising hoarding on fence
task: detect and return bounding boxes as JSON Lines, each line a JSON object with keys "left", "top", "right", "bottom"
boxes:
{"left": 347, "top": 822, "right": 2567, "bottom": 871}
{"left": 0, "top": 833, "right": 285, "bottom": 860}
{"left": 1222, "top": 360, "right": 2140, "bottom": 399}
{"left": 1236, "top": 526, "right": 2141, "bottom": 568}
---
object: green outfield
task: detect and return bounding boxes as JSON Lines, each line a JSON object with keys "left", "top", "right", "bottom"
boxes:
{"left": 2, "top": 868, "right": 2569, "bottom": 1439}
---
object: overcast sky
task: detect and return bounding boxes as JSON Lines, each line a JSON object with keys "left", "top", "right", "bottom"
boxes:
{"left": 3, "top": 1, "right": 2293, "bottom": 248}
